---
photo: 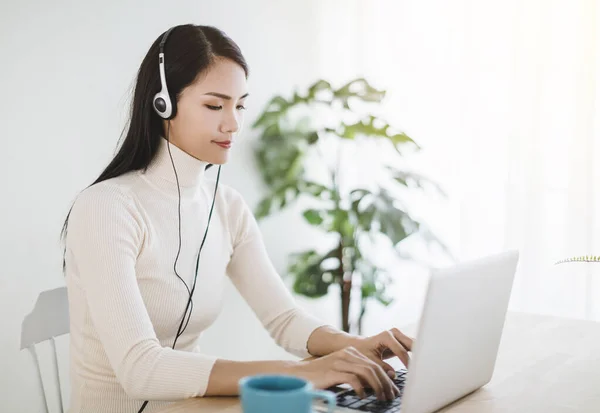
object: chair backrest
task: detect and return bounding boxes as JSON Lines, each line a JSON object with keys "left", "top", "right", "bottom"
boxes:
{"left": 21, "top": 286, "right": 70, "bottom": 413}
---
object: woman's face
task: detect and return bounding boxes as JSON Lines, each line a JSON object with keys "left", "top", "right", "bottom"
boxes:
{"left": 165, "top": 57, "right": 248, "bottom": 164}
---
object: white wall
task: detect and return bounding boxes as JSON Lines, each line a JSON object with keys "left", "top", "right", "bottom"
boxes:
{"left": 0, "top": 1, "right": 350, "bottom": 410}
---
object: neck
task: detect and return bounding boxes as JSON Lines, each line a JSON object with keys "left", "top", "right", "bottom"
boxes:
{"left": 142, "top": 137, "right": 210, "bottom": 197}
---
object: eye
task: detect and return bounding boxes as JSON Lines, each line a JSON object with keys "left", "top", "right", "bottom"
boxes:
{"left": 205, "top": 105, "right": 222, "bottom": 111}
{"left": 237, "top": 105, "right": 246, "bottom": 111}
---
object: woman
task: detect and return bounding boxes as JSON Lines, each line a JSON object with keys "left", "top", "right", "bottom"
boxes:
{"left": 62, "top": 24, "right": 413, "bottom": 413}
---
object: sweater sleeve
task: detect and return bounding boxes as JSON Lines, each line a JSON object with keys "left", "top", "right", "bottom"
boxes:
{"left": 66, "top": 184, "right": 217, "bottom": 400}
{"left": 225, "top": 191, "right": 330, "bottom": 358}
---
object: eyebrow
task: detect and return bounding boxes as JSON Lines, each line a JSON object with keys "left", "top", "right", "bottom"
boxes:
{"left": 204, "top": 92, "right": 249, "bottom": 100}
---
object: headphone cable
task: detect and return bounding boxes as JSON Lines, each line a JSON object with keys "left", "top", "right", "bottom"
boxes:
{"left": 138, "top": 122, "right": 220, "bottom": 413}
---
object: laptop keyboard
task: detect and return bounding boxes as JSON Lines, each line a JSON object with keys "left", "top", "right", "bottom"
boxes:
{"left": 328, "top": 369, "right": 407, "bottom": 412}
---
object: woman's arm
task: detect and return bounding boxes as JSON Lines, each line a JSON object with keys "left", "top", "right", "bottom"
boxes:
{"left": 307, "top": 325, "right": 357, "bottom": 356}
{"left": 225, "top": 190, "right": 331, "bottom": 358}
{"left": 206, "top": 350, "right": 400, "bottom": 401}
{"left": 204, "top": 190, "right": 401, "bottom": 400}
{"left": 205, "top": 359, "right": 295, "bottom": 396}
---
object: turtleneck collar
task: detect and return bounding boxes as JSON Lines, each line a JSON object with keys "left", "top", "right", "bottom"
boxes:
{"left": 141, "top": 137, "right": 210, "bottom": 198}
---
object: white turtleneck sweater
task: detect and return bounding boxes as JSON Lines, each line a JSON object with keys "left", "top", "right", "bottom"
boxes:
{"left": 64, "top": 138, "right": 327, "bottom": 413}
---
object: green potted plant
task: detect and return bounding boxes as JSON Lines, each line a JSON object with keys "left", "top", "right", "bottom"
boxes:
{"left": 251, "top": 78, "right": 447, "bottom": 334}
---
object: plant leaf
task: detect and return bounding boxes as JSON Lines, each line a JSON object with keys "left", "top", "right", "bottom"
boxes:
{"left": 288, "top": 249, "right": 338, "bottom": 298}
{"left": 387, "top": 166, "right": 448, "bottom": 197}
{"left": 377, "top": 191, "right": 420, "bottom": 245}
{"left": 337, "top": 116, "right": 419, "bottom": 155}
{"left": 352, "top": 189, "right": 421, "bottom": 245}
{"left": 307, "top": 79, "right": 333, "bottom": 100}
{"left": 375, "top": 293, "right": 394, "bottom": 306}
{"left": 334, "top": 78, "right": 386, "bottom": 108}
{"left": 301, "top": 181, "right": 331, "bottom": 198}
{"left": 252, "top": 96, "right": 291, "bottom": 128}
{"left": 361, "top": 280, "right": 378, "bottom": 298}
{"left": 254, "top": 197, "right": 273, "bottom": 219}
{"left": 303, "top": 209, "right": 324, "bottom": 226}
{"left": 252, "top": 110, "right": 281, "bottom": 128}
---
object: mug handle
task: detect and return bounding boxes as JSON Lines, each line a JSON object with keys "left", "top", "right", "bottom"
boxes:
{"left": 310, "top": 390, "right": 336, "bottom": 413}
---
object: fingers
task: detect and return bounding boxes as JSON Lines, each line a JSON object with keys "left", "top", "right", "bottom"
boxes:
{"left": 381, "top": 331, "right": 411, "bottom": 368}
{"left": 358, "top": 351, "right": 396, "bottom": 379}
{"left": 367, "top": 356, "right": 397, "bottom": 379}
{"left": 390, "top": 327, "right": 413, "bottom": 352}
{"left": 335, "top": 373, "right": 366, "bottom": 399}
{"left": 335, "top": 359, "right": 390, "bottom": 400}
{"left": 341, "top": 347, "right": 399, "bottom": 400}
{"left": 346, "top": 347, "right": 399, "bottom": 398}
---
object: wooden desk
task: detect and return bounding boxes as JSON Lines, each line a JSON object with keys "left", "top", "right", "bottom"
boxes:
{"left": 157, "top": 312, "right": 600, "bottom": 413}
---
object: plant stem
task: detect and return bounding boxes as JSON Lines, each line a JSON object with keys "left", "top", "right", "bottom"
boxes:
{"left": 358, "top": 298, "right": 367, "bottom": 336}
{"left": 339, "top": 238, "right": 351, "bottom": 333}
{"left": 332, "top": 139, "right": 353, "bottom": 333}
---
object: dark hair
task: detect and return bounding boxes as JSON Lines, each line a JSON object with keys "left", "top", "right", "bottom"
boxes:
{"left": 60, "top": 24, "right": 249, "bottom": 268}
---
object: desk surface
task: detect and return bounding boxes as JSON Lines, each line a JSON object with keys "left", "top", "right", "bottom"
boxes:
{"left": 156, "top": 312, "right": 600, "bottom": 413}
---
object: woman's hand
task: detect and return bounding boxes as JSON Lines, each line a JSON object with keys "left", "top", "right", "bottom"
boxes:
{"left": 351, "top": 328, "right": 414, "bottom": 379}
{"left": 288, "top": 346, "right": 401, "bottom": 401}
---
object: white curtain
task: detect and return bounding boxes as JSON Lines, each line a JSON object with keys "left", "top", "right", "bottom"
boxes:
{"left": 315, "top": 0, "right": 600, "bottom": 324}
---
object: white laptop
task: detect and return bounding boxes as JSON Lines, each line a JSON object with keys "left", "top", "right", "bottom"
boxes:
{"left": 316, "top": 250, "right": 519, "bottom": 413}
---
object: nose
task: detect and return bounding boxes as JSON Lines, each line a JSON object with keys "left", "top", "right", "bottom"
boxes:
{"left": 220, "top": 110, "right": 241, "bottom": 135}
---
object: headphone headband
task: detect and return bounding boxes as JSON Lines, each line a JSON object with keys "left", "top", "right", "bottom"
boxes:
{"left": 159, "top": 27, "right": 175, "bottom": 53}
{"left": 153, "top": 27, "right": 176, "bottom": 120}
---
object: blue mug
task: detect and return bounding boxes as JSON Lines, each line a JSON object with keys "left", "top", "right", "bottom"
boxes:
{"left": 239, "top": 374, "right": 336, "bottom": 413}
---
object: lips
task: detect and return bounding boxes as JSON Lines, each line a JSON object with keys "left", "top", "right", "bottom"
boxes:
{"left": 213, "top": 140, "right": 232, "bottom": 149}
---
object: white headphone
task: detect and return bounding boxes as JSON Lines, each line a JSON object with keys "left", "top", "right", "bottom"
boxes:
{"left": 153, "top": 27, "right": 176, "bottom": 120}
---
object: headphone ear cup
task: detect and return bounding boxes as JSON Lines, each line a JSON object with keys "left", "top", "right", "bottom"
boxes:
{"left": 153, "top": 92, "right": 174, "bottom": 119}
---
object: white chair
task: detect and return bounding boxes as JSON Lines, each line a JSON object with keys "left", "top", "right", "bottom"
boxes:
{"left": 20, "top": 286, "right": 69, "bottom": 413}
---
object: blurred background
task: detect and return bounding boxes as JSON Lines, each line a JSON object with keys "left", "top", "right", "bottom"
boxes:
{"left": 1, "top": 0, "right": 599, "bottom": 411}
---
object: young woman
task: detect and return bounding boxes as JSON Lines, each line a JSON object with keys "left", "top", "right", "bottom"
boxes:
{"left": 62, "top": 24, "right": 413, "bottom": 413}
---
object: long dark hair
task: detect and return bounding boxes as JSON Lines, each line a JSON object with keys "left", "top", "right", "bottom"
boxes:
{"left": 60, "top": 24, "right": 249, "bottom": 268}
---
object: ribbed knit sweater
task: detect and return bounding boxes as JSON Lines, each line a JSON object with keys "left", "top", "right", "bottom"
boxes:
{"left": 64, "top": 137, "right": 327, "bottom": 412}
